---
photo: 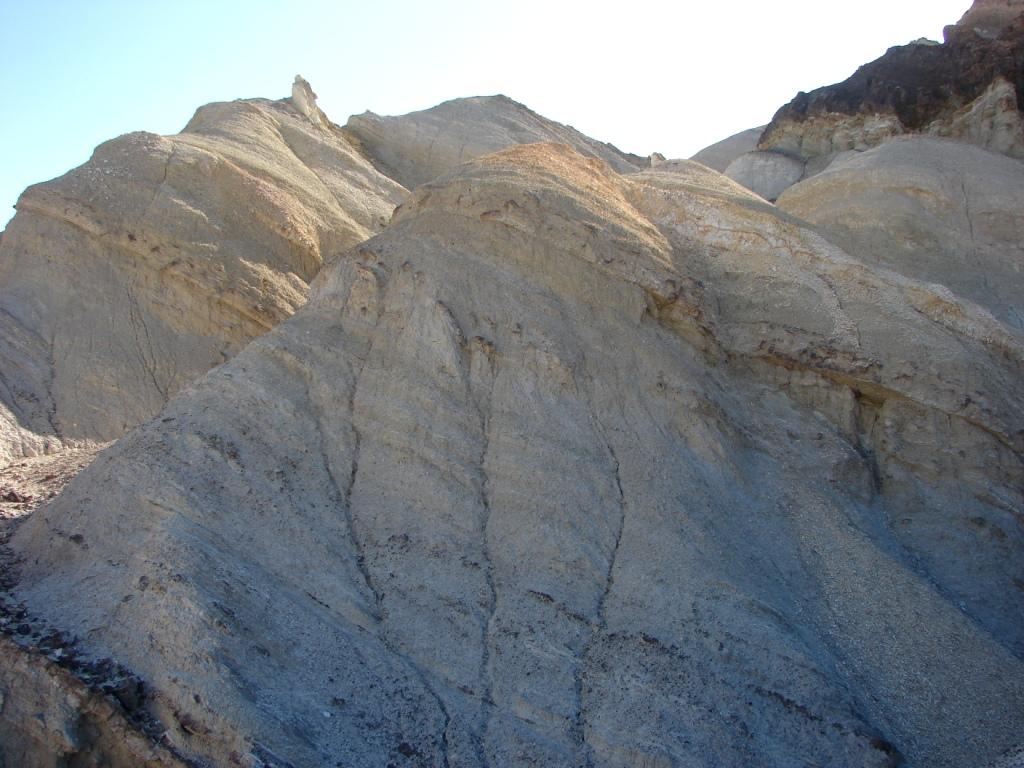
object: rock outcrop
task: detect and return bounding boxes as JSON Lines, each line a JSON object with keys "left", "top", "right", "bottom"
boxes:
{"left": 690, "top": 0, "right": 1024, "bottom": 202}
{"left": 688, "top": 125, "right": 764, "bottom": 172}
{"left": 759, "top": 0, "right": 1024, "bottom": 162}
{"left": 957, "top": 0, "right": 1024, "bottom": 40}
{"left": 777, "top": 135, "right": 1024, "bottom": 330}
{"left": 290, "top": 75, "right": 328, "bottom": 128}
{"left": 0, "top": 81, "right": 406, "bottom": 464}
{"left": 721, "top": 149, "right": 805, "bottom": 202}
{"left": 0, "top": 634, "right": 191, "bottom": 768}
{"left": 6, "top": 144, "right": 1022, "bottom": 768}
{"left": 344, "top": 94, "right": 647, "bottom": 189}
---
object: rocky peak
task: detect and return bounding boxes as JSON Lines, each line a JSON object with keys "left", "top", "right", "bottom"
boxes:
{"left": 759, "top": 0, "right": 1024, "bottom": 161}
{"left": 343, "top": 94, "right": 647, "bottom": 189}
{"left": 948, "top": 0, "right": 1024, "bottom": 41}
{"left": 290, "top": 73, "right": 326, "bottom": 127}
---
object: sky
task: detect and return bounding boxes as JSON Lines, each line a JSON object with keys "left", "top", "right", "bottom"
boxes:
{"left": 0, "top": 0, "right": 970, "bottom": 228}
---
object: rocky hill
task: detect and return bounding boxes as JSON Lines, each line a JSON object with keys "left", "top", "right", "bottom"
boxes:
{"left": 0, "top": 77, "right": 405, "bottom": 466}
{"left": 1, "top": 3, "right": 1023, "bottom": 767}
{"left": 344, "top": 94, "right": 649, "bottom": 189}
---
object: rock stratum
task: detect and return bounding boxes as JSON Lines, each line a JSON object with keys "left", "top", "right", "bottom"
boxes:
{"left": 0, "top": 84, "right": 654, "bottom": 470}
{"left": 2, "top": 3, "right": 1024, "bottom": 767}
{"left": 776, "top": 136, "right": 1024, "bottom": 331}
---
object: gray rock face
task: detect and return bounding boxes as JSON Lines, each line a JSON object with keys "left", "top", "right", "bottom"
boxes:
{"left": 344, "top": 94, "right": 647, "bottom": 189}
{"left": 723, "top": 149, "right": 806, "bottom": 201}
{"left": 778, "top": 136, "right": 1024, "bottom": 330}
{"left": 0, "top": 87, "right": 406, "bottom": 463}
{"left": 8, "top": 143, "right": 1023, "bottom": 768}
{"left": 689, "top": 125, "right": 765, "bottom": 172}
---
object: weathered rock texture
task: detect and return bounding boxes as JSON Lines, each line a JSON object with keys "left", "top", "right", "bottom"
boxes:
{"left": 0, "top": 82, "right": 406, "bottom": 464}
{"left": 777, "top": 135, "right": 1024, "bottom": 330}
{"left": 7, "top": 144, "right": 1023, "bottom": 768}
{"left": 760, "top": 0, "right": 1024, "bottom": 162}
{"left": 344, "top": 95, "right": 647, "bottom": 189}
{"left": 0, "top": 635, "right": 190, "bottom": 768}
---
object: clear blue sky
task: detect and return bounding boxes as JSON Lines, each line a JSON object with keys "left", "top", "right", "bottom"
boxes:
{"left": 1, "top": 0, "right": 969, "bottom": 228}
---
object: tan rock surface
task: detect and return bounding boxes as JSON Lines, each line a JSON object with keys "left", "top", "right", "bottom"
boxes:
{"left": 344, "top": 94, "right": 647, "bottom": 190}
{"left": 0, "top": 445, "right": 102, "bottom": 519}
{"left": 7, "top": 144, "right": 1022, "bottom": 768}
{"left": 0, "top": 82, "right": 406, "bottom": 462}
{"left": 778, "top": 135, "right": 1024, "bottom": 330}
{"left": 0, "top": 635, "right": 191, "bottom": 768}
{"left": 927, "top": 76, "right": 1024, "bottom": 157}
{"left": 954, "top": 0, "right": 1024, "bottom": 40}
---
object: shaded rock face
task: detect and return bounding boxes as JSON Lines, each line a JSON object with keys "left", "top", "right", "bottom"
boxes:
{"left": 0, "top": 88, "right": 406, "bottom": 462}
{"left": 0, "top": 635, "right": 190, "bottom": 768}
{"left": 777, "top": 136, "right": 1024, "bottom": 330}
{"left": 344, "top": 94, "right": 647, "bottom": 189}
{"left": 8, "top": 144, "right": 1023, "bottom": 768}
{"left": 760, "top": 0, "right": 1024, "bottom": 161}
{"left": 688, "top": 125, "right": 765, "bottom": 172}
{"left": 722, "top": 149, "right": 805, "bottom": 202}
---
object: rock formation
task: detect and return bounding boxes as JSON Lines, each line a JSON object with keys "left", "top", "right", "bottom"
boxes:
{"left": 0, "top": 81, "right": 405, "bottom": 465}
{"left": 720, "top": 149, "right": 805, "bottom": 202}
{"left": 688, "top": 125, "right": 764, "bottom": 172}
{"left": 4, "top": 143, "right": 1022, "bottom": 768}
{"left": 291, "top": 75, "right": 327, "bottom": 128}
{"left": 344, "top": 94, "right": 647, "bottom": 189}
{"left": 0, "top": 634, "right": 191, "bottom": 768}
{"left": 2, "top": 4, "right": 1024, "bottom": 767}
{"left": 696, "top": 0, "right": 1024, "bottom": 201}
{"left": 777, "top": 135, "right": 1024, "bottom": 330}
{"left": 759, "top": 0, "right": 1024, "bottom": 163}
{"left": 957, "top": 0, "right": 1024, "bottom": 40}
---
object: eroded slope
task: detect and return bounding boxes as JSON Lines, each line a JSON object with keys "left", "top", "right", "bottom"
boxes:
{"left": 7, "top": 144, "right": 1023, "bottom": 768}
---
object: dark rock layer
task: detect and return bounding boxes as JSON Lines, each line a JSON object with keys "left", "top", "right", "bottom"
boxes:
{"left": 762, "top": 1, "right": 1024, "bottom": 140}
